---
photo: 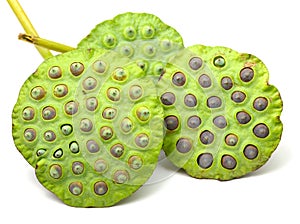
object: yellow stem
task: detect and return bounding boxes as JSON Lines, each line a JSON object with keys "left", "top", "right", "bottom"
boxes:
{"left": 7, "top": 0, "right": 53, "bottom": 59}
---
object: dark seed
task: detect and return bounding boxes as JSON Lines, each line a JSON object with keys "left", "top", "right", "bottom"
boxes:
{"left": 86, "top": 140, "right": 99, "bottom": 153}
{"left": 213, "top": 116, "right": 227, "bottom": 129}
{"left": 49, "top": 164, "right": 62, "bottom": 179}
{"left": 176, "top": 138, "right": 192, "bottom": 153}
{"left": 200, "top": 130, "right": 214, "bottom": 145}
{"left": 72, "top": 161, "right": 84, "bottom": 175}
{"left": 187, "top": 116, "right": 201, "bottom": 128}
{"left": 44, "top": 130, "right": 56, "bottom": 141}
{"left": 236, "top": 111, "right": 251, "bottom": 124}
{"left": 42, "top": 106, "right": 56, "bottom": 120}
{"left": 198, "top": 74, "right": 211, "bottom": 88}
{"left": 221, "top": 76, "right": 233, "bottom": 90}
{"left": 189, "top": 57, "right": 202, "bottom": 70}
{"left": 70, "top": 62, "right": 84, "bottom": 76}
{"left": 110, "top": 144, "right": 124, "bottom": 158}
{"left": 198, "top": 153, "right": 213, "bottom": 169}
{"left": 24, "top": 128, "right": 36, "bottom": 141}
{"left": 253, "top": 97, "right": 268, "bottom": 111}
{"left": 244, "top": 145, "right": 259, "bottom": 159}
{"left": 172, "top": 72, "right": 186, "bottom": 86}
{"left": 207, "top": 96, "right": 222, "bottom": 108}
{"left": 240, "top": 67, "right": 254, "bottom": 82}
{"left": 160, "top": 92, "right": 175, "bottom": 105}
{"left": 253, "top": 123, "right": 269, "bottom": 138}
{"left": 164, "top": 115, "right": 179, "bottom": 131}
{"left": 184, "top": 94, "right": 197, "bottom": 107}
{"left": 100, "top": 126, "right": 113, "bottom": 140}
{"left": 221, "top": 155, "right": 237, "bottom": 169}
{"left": 225, "top": 134, "right": 238, "bottom": 146}
{"left": 69, "top": 182, "right": 83, "bottom": 195}
{"left": 231, "top": 91, "right": 246, "bottom": 103}
{"left": 64, "top": 101, "right": 78, "bottom": 115}
{"left": 94, "top": 181, "right": 108, "bottom": 195}
{"left": 30, "top": 86, "right": 45, "bottom": 100}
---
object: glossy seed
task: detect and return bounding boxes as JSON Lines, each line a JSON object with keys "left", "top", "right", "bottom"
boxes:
{"left": 69, "top": 141, "right": 79, "bottom": 153}
{"left": 24, "top": 128, "right": 36, "bottom": 141}
{"left": 72, "top": 161, "right": 84, "bottom": 175}
{"left": 42, "top": 106, "right": 56, "bottom": 120}
{"left": 64, "top": 101, "right": 78, "bottom": 115}
{"left": 86, "top": 97, "right": 98, "bottom": 111}
{"left": 80, "top": 118, "right": 93, "bottom": 132}
{"left": 213, "top": 116, "right": 227, "bottom": 129}
{"left": 142, "top": 25, "right": 155, "bottom": 38}
{"left": 53, "top": 149, "right": 63, "bottom": 158}
{"left": 83, "top": 77, "right": 97, "bottom": 90}
{"left": 244, "top": 145, "right": 259, "bottom": 159}
{"left": 197, "top": 153, "right": 213, "bottom": 169}
{"left": 221, "top": 155, "right": 237, "bottom": 170}
{"left": 92, "top": 60, "right": 106, "bottom": 73}
{"left": 253, "top": 97, "right": 268, "bottom": 111}
{"left": 253, "top": 123, "right": 269, "bottom": 138}
{"left": 44, "top": 130, "right": 56, "bottom": 141}
{"left": 120, "top": 117, "right": 133, "bottom": 133}
{"left": 103, "top": 34, "right": 116, "bottom": 48}
{"left": 213, "top": 56, "right": 226, "bottom": 67}
{"left": 187, "top": 115, "right": 201, "bottom": 129}
{"left": 100, "top": 126, "right": 113, "bottom": 140}
{"left": 160, "top": 92, "right": 175, "bottom": 105}
{"left": 86, "top": 140, "right": 100, "bottom": 153}
{"left": 135, "top": 133, "right": 149, "bottom": 148}
{"left": 164, "top": 115, "right": 179, "bottom": 131}
{"left": 61, "top": 124, "right": 73, "bottom": 135}
{"left": 231, "top": 91, "right": 246, "bottom": 103}
{"left": 94, "top": 181, "right": 108, "bottom": 195}
{"left": 172, "top": 72, "right": 186, "bottom": 86}
{"left": 184, "top": 94, "right": 197, "bottom": 107}
{"left": 176, "top": 138, "right": 192, "bottom": 153}
{"left": 48, "top": 66, "right": 62, "bottom": 79}
{"left": 53, "top": 84, "right": 68, "bottom": 98}
{"left": 129, "top": 85, "right": 143, "bottom": 100}
{"left": 207, "top": 96, "right": 222, "bottom": 108}
{"left": 70, "top": 62, "right": 84, "bottom": 76}
{"left": 94, "top": 159, "right": 108, "bottom": 173}
{"left": 136, "top": 107, "right": 150, "bottom": 121}
{"left": 236, "top": 111, "right": 251, "bottom": 124}
{"left": 113, "top": 170, "right": 129, "bottom": 184}
{"left": 221, "top": 76, "right": 233, "bottom": 90}
{"left": 123, "top": 26, "right": 136, "bottom": 40}
{"left": 49, "top": 164, "right": 62, "bottom": 179}
{"left": 30, "top": 86, "right": 45, "bottom": 100}
{"left": 198, "top": 74, "right": 211, "bottom": 88}
{"left": 107, "top": 87, "right": 120, "bottom": 101}
{"left": 128, "top": 156, "right": 143, "bottom": 170}
{"left": 110, "top": 144, "right": 124, "bottom": 158}
{"left": 22, "top": 107, "right": 35, "bottom": 120}
{"left": 225, "top": 134, "right": 238, "bottom": 146}
{"left": 200, "top": 130, "right": 214, "bottom": 145}
{"left": 36, "top": 149, "right": 46, "bottom": 156}
{"left": 69, "top": 182, "right": 83, "bottom": 195}
{"left": 189, "top": 57, "right": 202, "bottom": 70}
{"left": 102, "top": 107, "right": 117, "bottom": 120}
{"left": 240, "top": 67, "right": 254, "bottom": 82}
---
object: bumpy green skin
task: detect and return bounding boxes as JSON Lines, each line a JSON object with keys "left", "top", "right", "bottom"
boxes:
{"left": 157, "top": 45, "right": 283, "bottom": 180}
{"left": 12, "top": 49, "right": 164, "bottom": 207}
{"left": 78, "top": 12, "right": 184, "bottom": 79}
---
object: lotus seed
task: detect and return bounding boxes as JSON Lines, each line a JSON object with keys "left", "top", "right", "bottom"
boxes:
{"left": 176, "top": 138, "right": 192, "bottom": 153}
{"left": 187, "top": 115, "right": 201, "bottom": 129}
{"left": 102, "top": 107, "right": 117, "bottom": 120}
{"left": 49, "top": 164, "right": 62, "bottom": 179}
{"left": 189, "top": 57, "right": 202, "bottom": 70}
{"left": 197, "top": 153, "right": 213, "bottom": 169}
{"left": 94, "top": 159, "right": 108, "bottom": 173}
{"left": 184, "top": 94, "right": 197, "bottom": 107}
{"left": 53, "top": 149, "right": 63, "bottom": 158}
{"left": 160, "top": 92, "right": 175, "bottom": 105}
{"left": 207, "top": 96, "right": 222, "bottom": 108}
{"left": 240, "top": 67, "right": 254, "bottom": 82}
{"left": 30, "top": 86, "right": 45, "bottom": 100}
{"left": 164, "top": 115, "right": 179, "bottom": 131}
{"left": 94, "top": 181, "right": 108, "bottom": 195}
{"left": 200, "top": 130, "right": 214, "bottom": 145}
{"left": 225, "top": 134, "right": 238, "bottom": 146}
{"left": 213, "top": 115, "right": 227, "bottom": 129}
{"left": 172, "top": 72, "right": 186, "bottom": 86}
{"left": 129, "top": 85, "right": 143, "bottom": 100}
{"left": 24, "top": 128, "right": 36, "bottom": 141}
{"left": 70, "top": 62, "right": 84, "bottom": 76}
{"left": 244, "top": 145, "right": 259, "bottom": 159}
{"left": 86, "top": 97, "right": 98, "bottom": 111}
{"left": 72, "top": 161, "right": 84, "bottom": 175}
{"left": 22, "top": 107, "right": 35, "bottom": 120}
{"left": 110, "top": 144, "right": 124, "bottom": 158}
{"left": 80, "top": 118, "right": 93, "bottom": 132}
{"left": 221, "top": 155, "right": 237, "bottom": 170}
{"left": 136, "top": 107, "right": 150, "bottom": 121}
{"left": 69, "top": 182, "right": 83, "bottom": 195}
{"left": 213, "top": 56, "right": 226, "bottom": 67}
{"left": 236, "top": 111, "right": 251, "bottom": 124}
{"left": 100, "top": 126, "right": 113, "bottom": 140}
{"left": 93, "top": 60, "right": 106, "bottom": 73}
{"left": 253, "top": 123, "right": 269, "bottom": 138}
{"left": 198, "top": 74, "right": 211, "bottom": 88}
{"left": 48, "top": 66, "right": 62, "bottom": 79}
{"left": 135, "top": 133, "right": 149, "bottom": 148}
{"left": 54, "top": 84, "right": 68, "bottom": 98}
{"left": 231, "top": 91, "right": 246, "bottom": 103}
{"left": 83, "top": 77, "right": 97, "bottom": 90}
{"left": 107, "top": 87, "right": 120, "bottom": 101}
{"left": 128, "top": 156, "right": 143, "bottom": 170}
{"left": 253, "top": 97, "right": 268, "bottom": 111}
{"left": 86, "top": 140, "right": 99, "bottom": 153}
{"left": 221, "top": 76, "right": 233, "bottom": 90}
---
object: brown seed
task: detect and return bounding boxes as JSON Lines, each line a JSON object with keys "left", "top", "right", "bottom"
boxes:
{"left": 129, "top": 85, "right": 143, "bottom": 100}
{"left": 100, "top": 126, "right": 113, "bottom": 140}
{"left": 221, "top": 76, "right": 233, "bottom": 90}
{"left": 86, "top": 140, "right": 99, "bottom": 153}
{"left": 24, "top": 128, "right": 36, "bottom": 141}
{"left": 113, "top": 170, "right": 129, "bottom": 184}
{"left": 80, "top": 118, "right": 93, "bottom": 132}
{"left": 49, "top": 164, "right": 62, "bottom": 179}
{"left": 94, "top": 181, "right": 108, "bottom": 195}
{"left": 44, "top": 130, "right": 56, "bottom": 142}
{"left": 213, "top": 116, "right": 227, "bottom": 129}
{"left": 128, "top": 156, "right": 143, "bottom": 170}
{"left": 207, "top": 96, "right": 222, "bottom": 108}
{"left": 172, "top": 72, "right": 186, "bottom": 86}
{"left": 135, "top": 133, "right": 149, "bottom": 148}
{"left": 110, "top": 144, "right": 124, "bottom": 158}
{"left": 244, "top": 145, "right": 259, "bottom": 159}
{"left": 253, "top": 97, "right": 268, "bottom": 111}
{"left": 70, "top": 62, "right": 84, "bottom": 76}
{"left": 164, "top": 115, "right": 179, "bottom": 131}
{"left": 187, "top": 115, "right": 201, "bottom": 129}
{"left": 221, "top": 155, "right": 237, "bottom": 170}
{"left": 69, "top": 182, "right": 83, "bottom": 195}
{"left": 102, "top": 107, "right": 117, "bottom": 120}
{"left": 253, "top": 123, "right": 269, "bottom": 138}
{"left": 107, "top": 87, "right": 120, "bottom": 101}
{"left": 53, "top": 84, "right": 68, "bottom": 98}
{"left": 22, "top": 107, "right": 35, "bottom": 120}
{"left": 86, "top": 97, "right": 98, "bottom": 111}
{"left": 225, "top": 134, "right": 238, "bottom": 146}
{"left": 64, "top": 101, "right": 78, "bottom": 115}
{"left": 48, "top": 66, "right": 62, "bottom": 79}
{"left": 30, "top": 86, "right": 45, "bottom": 100}
{"left": 236, "top": 111, "right": 251, "bottom": 124}
{"left": 42, "top": 106, "right": 56, "bottom": 120}
{"left": 200, "top": 130, "right": 214, "bottom": 145}
{"left": 160, "top": 92, "right": 175, "bottom": 105}
{"left": 240, "top": 67, "right": 254, "bottom": 82}
{"left": 189, "top": 57, "right": 202, "bottom": 70}
{"left": 72, "top": 161, "right": 84, "bottom": 175}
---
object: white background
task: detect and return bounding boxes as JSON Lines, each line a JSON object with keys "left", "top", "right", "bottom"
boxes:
{"left": 0, "top": 0, "right": 299, "bottom": 223}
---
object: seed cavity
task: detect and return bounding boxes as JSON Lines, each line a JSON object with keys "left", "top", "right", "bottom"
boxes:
{"left": 153, "top": 63, "right": 165, "bottom": 76}
{"left": 48, "top": 66, "right": 62, "bottom": 79}
{"left": 53, "top": 149, "right": 63, "bottom": 158}
{"left": 70, "top": 62, "right": 84, "bottom": 76}
{"left": 240, "top": 67, "right": 254, "bottom": 82}
{"left": 207, "top": 96, "right": 222, "bottom": 108}
{"left": 225, "top": 134, "right": 238, "bottom": 146}
{"left": 160, "top": 39, "right": 172, "bottom": 51}
{"left": 83, "top": 77, "right": 97, "bottom": 90}
{"left": 176, "top": 138, "right": 192, "bottom": 153}
{"left": 69, "top": 141, "right": 79, "bottom": 153}
{"left": 244, "top": 145, "right": 259, "bottom": 160}
{"left": 253, "top": 123, "right": 269, "bottom": 138}
{"left": 198, "top": 74, "right": 211, "bottom": 88}
{"left": 142, "top": 25, "right": 155, "bottom": 38}
{"left": 113, "top": 170, "right": 129, "bottom": 184}
{"left": 113, "top": 68, "right": 127, "bottom": 81}
{"left": 30, "top": 86, "right": 45, "bottom": 100}
{"left": 86, "top": 140, "right": 100, "bottom": 153}
{"left": 86, "top": 97, "right": 98, "bottom": 111}
{"left": 253, "top": 97, "right": 268, "bottom": 111}
{"left": 42, "top": 106, "right": 56, "bottom": 120}
{"left": 120, "top": 45, "right": 134, "bottom": 57}
{"left": 213, "top": 116, "right": 227, "bottom": 129}
{"left": 44, "top": 130, "right": 56, "bottom": 142}
{"left": 92, "top": 60, "right": 106, "bottom": 73}
{"left": 135, "top": 133, "right": 149, "bottom": 148}
{"left": 103, "top": 34, "right": 116, "bottom": 48}
{"left": 189, "top": 57, "right": 202, "bottom": 70}
{"left": 136, "top": 107, "right": 150, "bottom": 121}
{"left": 49, "top": 164, "right": 62, "bottom": 179}
{"left": 94, "top": 159, "right": 108, "bottom": 173}
{"left": 94, "top": 181, "right": 108, "bottom": 195}
{"left": 72, "top": 161, "right": 84, "bottom": 175}
{"left": 172, "top": 72, "right": 186, "bottom": 86}
{"left": 65, "top": 101, "right": 78, "bottom": 115}
{"left": 123, "top": 26, "right": 136, "bottom": 40}
{"left": 129, "top": 85, "right": 143, "bottom": 100}
{"left": 24, "top": 128, "right": 36, "bottom": 141}
{"left": 221, "top": 155, "right": 237, "bottom": 170}
{"left": 107, "top": 87, "right": 120, "bottom": 101}
{"left": 102, "top": 107, "right": 117, "bottom": 120}
{"left": 221, "top": 76, "right": 233, "bottom": 90}
{"left": 80, "top": 118, "right": 93, "bottom": 132}
{"left": 100, "top": 126, "right": 113, "bottom": 140}
{"left": 200, "top": 130, "right": 214, "bottom": 145}
{"left": 160, "top": 92, "right": 175, "bottom": 106}
{"left": 110, "top": 144, "right": 124, "bottom": 158}
{"left": 61, "top": 124, "right": 73, "bottom": 136}
{"left": 36, "top": 149, "right": 46, "bottom": 156}
{"left": 236, "top": 111, "right": 251, "bottom": 124}
{"left": 213, "top": 56, "right": 226, "bottom": 67}
{"left": 164, "top": 115, "right": 179, "bottom": 131}
{"left": 120, "top": 117, "right": 133, "bottom": 133}
{"left": 22, "top": 107, "right": 35, "bottom": 120}
{"left": 184, "top": 94, "right": 197, "bottom": 107}
{"left": 143, "top": 44, "right": 156, "bottom": 57}
{"left": 187, "top": 115, "right": 201, "bottom": 129}
{"left": 128, "top": 156, "right": 143, "bottom": 170}
{"left": 69, "top": 182, "right": 83, "bottom": 196}
{"left": 198, "top": 153, "right": 213, "bottom": 169}
{"left": 231, "top": 91, "right": 246, "bottom": 103}
{"left": 54, "top": 84, "right": 68, "bottom": 98}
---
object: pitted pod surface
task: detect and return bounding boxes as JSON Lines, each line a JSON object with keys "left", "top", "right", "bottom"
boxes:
{"left": 157, "top": 45, "right": 283, "bottom": 180}
{"left": 78, "top": 12, "right": 184, "bottom": 80}
{"left": 12, "top": 49, "right": 164, "bottom": 207}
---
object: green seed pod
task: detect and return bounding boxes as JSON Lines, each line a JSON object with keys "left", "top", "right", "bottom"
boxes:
{"left": 12, "top": 48, "right": 164, "bottom": 207}
{"left": 157, "top": 45, "right": 283, "bottom": 180}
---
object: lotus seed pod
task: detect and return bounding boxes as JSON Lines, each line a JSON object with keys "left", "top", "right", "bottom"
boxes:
{"left": 78, "top": 12, "right": 184, "bottom": 80}
{"left": 12, "top": 48, "right": 164, "bottom": 207}
{"left": 157, "top": 45, "right": 283, "bottom": 180}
